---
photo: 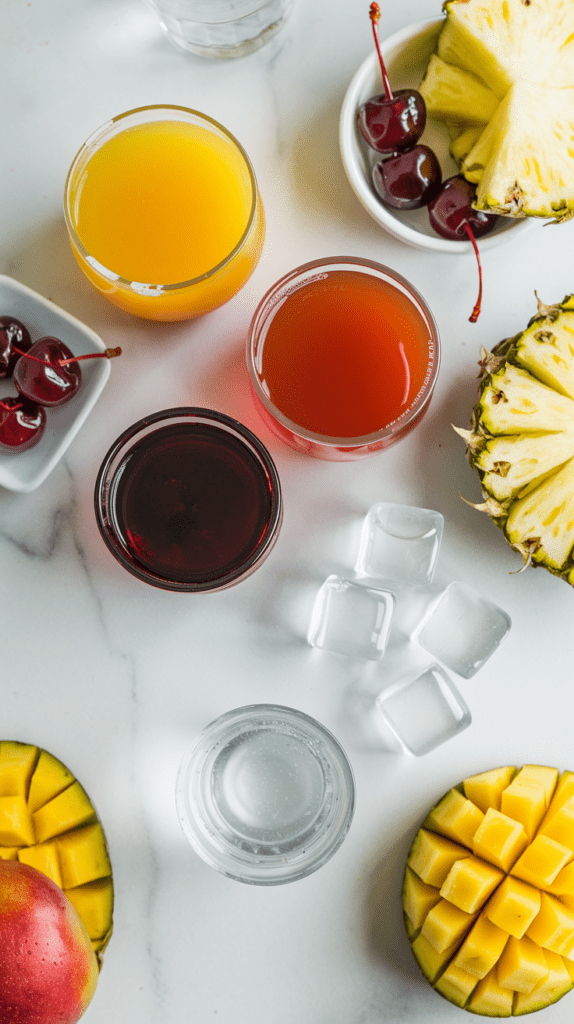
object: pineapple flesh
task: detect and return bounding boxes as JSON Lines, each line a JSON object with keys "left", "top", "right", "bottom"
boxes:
{"left": 421, "top": 0, "right": 574, "bottom": 220}
{"left": 404, "top": 765, "right": 574, "bottom": 1015}
{"left": 456, "top": 295, "right": 574, "bottom": 585}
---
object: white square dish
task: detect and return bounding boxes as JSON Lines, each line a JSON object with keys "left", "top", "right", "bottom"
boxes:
{"left": 0, "top": 275, "right": 111, "bottom": 492}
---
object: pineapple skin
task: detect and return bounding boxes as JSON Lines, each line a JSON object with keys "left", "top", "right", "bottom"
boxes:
{"left": 457, "top": 296, "right": 574, "bottom": 586}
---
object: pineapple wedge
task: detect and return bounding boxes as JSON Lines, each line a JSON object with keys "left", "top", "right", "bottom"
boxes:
{"left": 455, "top": 295, "right": 574, "bottom": 584}
{"left": 421, "top": 0, "right": 574, "bottom": 220}
{"left": 438, "top": 0, "right": 574, "bottom": 97}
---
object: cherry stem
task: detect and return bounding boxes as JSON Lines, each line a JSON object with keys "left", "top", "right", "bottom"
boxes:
{"left": 463, "top": 222, "right": 483, "bottom": 323}
{"left": 369, "top": 3, "right": 394, "bottom": 102}
{"left": 12, "top": 345, "right": 122, "bottom": 367}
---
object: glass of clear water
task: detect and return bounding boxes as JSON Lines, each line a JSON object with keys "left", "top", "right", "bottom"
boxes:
{"left": 145, "top": 0, "right": 294, "bottom": 58}
{"left": 176, "top": 705, "right": 355, "bottom": 884}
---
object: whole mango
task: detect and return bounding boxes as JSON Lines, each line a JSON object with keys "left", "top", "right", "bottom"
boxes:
{"left": 0, "top": 860, "right": 99, "bottom": 1024}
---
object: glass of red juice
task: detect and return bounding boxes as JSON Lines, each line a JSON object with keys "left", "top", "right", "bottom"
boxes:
{"left": 247, "top": 257, "right": 440, "bottom": 460}
{"left": 94, "top": 408, "right": 282, "bottom": 592}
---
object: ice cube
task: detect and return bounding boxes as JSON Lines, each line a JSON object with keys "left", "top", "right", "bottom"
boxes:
{"left": 376, "top": 663, "right": 471, "bottom": 756}
{"left": 356, "top": 502, "right": 444, "bottom": 586}
{"left": 413, "top": 581, "right": 511, "bottom": 678}
{"left": 308, "top": 575, "right": 395, "bottom": 660}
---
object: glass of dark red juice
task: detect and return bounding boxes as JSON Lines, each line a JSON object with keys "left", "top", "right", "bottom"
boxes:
{"left": 94, "top": 408, "right": 282, "bottom": 592}
{"left": 247, "top": 257, "right": 440, "bottom": 460}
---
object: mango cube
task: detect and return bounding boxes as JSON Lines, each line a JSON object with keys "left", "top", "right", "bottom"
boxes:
{"left": 517, "top": 765, "right": 559, "bottom": 804}
{"left": 540, "top": 772, "right": 574, "bottom": 832}
{"left": 407, "top": 828, "right": 468, "bottom": 888}
{"left": 33, "top": 781, "right": 96, "bottom": 843}
{"left": 497, "top": 935, "right": 549, "bottom": 994}
{"left": 0, "top": 742, "right": 38, "bottom": 797}
{"left": 424, "top": 789, "right": 484, "bottom": 847}
{"left": 0, "top": 794, "right": 35, "bottom": 846}
{"left": 27, "top": 749, "right": 75, "bottom": 814}
{"left": 64, "top": 877, "right": 114, "bottom": 941}
{"left": 18, "top": 841, "right": 63, "bottom": 888}
{"left": 548, "top": 861, "right": 574, "bottom": 904}
{"left": 467, "top": 968, "right": 514, "bottom": 1017}
{"left": 440, "top": 855, "right": 503, "bottom": 914}
{"left": 421, "top": 898, "right": 476, "bottom": 953}
{"left": 485, "top": 876, "right": 541, "bottom": 939}
{"left": 411, "top": 932, "right": 453, "bottom": 984}
{"left": 526, "top": 892, "right": 574, "bottom": 957}
{"left": 0, "top": 847, "right": 19, "bottom": 860}
{"left": 513, "top": 950, "right": 573, "bottom": 1016}
{"left": 402, "top": 866, "right": 441, "bottom": 930}
{"left": 57, "top": 822, "right": 112, "bottom": 889}
{"left": 453, "top": 913, "right": 509, "bottom": 979}
{"left": 539, "top": 795, "right": 574, "bottom": 854}
{"left": 512, "top": 834, "right": 572, "bottom": 888}
{"left": 472, "top": 808, "right": 529, "bottom": 873}
{"left": 500, "top": 779, "right": 547, "bottom": 840}
{"left": 463, "top": 766, "right": 516, "bottom": 814}
{"left": 435, "top": 961, "right": 478, "bottom": 1007}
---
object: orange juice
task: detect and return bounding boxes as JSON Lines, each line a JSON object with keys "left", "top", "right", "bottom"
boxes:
{"left": 64, "top": 107, "right": 265, "bottom": 321}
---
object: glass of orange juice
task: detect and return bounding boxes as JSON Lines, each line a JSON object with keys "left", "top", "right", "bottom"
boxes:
{"left": 64, "top": 106, "right": 265, "bottom": 321}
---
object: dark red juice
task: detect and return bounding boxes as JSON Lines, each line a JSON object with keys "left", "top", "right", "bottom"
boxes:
{"left": 113, "top": 422, "right": 274, "bottom": 585}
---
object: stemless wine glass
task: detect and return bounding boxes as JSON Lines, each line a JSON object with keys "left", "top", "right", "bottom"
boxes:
{"left": 247, "top": 257, "right": 440, "bottom": 460}
{"left": 94, "top": 408, "right": 282, "bottom": 592}
{"left": 64, "top": 106, "right": 265, "bottom": 321}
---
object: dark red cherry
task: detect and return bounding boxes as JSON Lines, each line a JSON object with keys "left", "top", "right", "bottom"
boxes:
{"left": 357, "top": 4, "right": 426, "bottom": 154}
{"left": 428, "top": 175, "right": 499, "bottom": 323}
{"left": 14, "top": 337, "right": 82, "bottom": 407}
{"left": 428, "top": 174, "right": 498, "bottom": 240}
{"left": 372, "top": 145, "right": 442, "bottom": 210}
{"left": 0, "top": 396, "right": 46, "bottom": 452}
{"left": 358, "top": 90, "right": 426, "bottom": 154}
{"left": 0, "top": 317, "right": 32, "bottom": 378}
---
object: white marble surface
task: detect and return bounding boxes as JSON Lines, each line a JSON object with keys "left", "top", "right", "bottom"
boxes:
{"left": 4, "top": 0, "right": 574, "bottom": 1020}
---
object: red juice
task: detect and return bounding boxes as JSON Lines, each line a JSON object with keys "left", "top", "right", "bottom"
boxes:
{"left": 96, "top": 411, "right": 282, "bottom": 591}
{"left": 251, "top": 266, "right": 437, "bottom": 444}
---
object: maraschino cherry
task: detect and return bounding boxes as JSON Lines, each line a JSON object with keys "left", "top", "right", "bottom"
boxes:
{"left": 373, "top": 145, "right": 442, "bottom": 210}
{"left": 13, "top": 337, "right": 121, "bottom": 407}
{"left": 428, "top": 175, "right": 499, "bottom": 322}
{"left": 0, "top": 396, "right": 46, "bottom": 452}
{"left": 357, "top": 3, "right": 426, "bottom": 153}
{"left": 0, "top": 317, "right": 32, "bottom": 378}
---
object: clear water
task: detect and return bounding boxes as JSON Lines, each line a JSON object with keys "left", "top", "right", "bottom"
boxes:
{"left": 376, "top": 664, "right": 471, "bottom": 756}
{"left": 355, "top": 502, "right": 444, "bottom": 586}
{"left": 414, "top": 581, "right": 511, "bottom": 678}
{"left": 211, "top": 728, "right": 328, "bottom": 850}
{"left": 308, "top": 575, "right": 395, "bottom": 660}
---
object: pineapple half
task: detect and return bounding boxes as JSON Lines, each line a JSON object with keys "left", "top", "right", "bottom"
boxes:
{"left": 0, "top": 740, "right": 113, "bottom": 967}
{"left": 419, "top": 0, "right": 574, "bottom": 220}
{"left": 455, "top": 294, "right": 574, "bottom": 586}
{"left": 404, "top": 764, "right": 574, "bottom": 1016}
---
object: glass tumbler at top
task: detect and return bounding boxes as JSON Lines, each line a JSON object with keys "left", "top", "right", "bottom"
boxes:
{"left": 246, "top": 257, "right": 441, "bottom": 461}
{"left": 145, "top": 0, "right": 294, "bottom": 59}
{"left": 94, "top": 408, "right": 282, "bottom": 592}
{"left": 64, "top": 106, "right": 265, "bottom": 321}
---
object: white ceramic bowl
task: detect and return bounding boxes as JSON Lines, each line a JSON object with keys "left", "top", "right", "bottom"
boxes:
{"left": 0, "top": 276, "right": 111, "bottom": 492}
{"left": 339, "top": 18, "right": 533, "bottom": 253}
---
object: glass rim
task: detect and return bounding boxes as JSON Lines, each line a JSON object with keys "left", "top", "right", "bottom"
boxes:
{"left": 246, "top": 256, "right": 441, "bottom": 449}
{"left": 175, "top": 703, "right": 356, "bottom": 885}
{"left": 63, "top": 104, "right": 259, "bottom": 292}
{"left": 94, "top": 407, "right": 282, "bottom": 593}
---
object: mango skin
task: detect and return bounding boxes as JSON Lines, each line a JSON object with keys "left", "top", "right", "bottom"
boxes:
{"left": 0, "top": 860, "right": 98, "bottom": 1024}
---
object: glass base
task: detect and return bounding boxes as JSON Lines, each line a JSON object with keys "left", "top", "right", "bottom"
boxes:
{"left": 155, "top": 0, "right": 293, "bottom": 59}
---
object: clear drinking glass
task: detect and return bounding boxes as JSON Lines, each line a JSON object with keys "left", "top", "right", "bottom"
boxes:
{"left": 64, "top": 106, "right": 265, "bottom": 320}
{"left": 176, "top": 705, "right": 356, "bottom": 884}
{"left": 247, "top": 257, "right": 440, "bottom": 461}
{"left": 145, "top": 0, "right": 294, "bottom": 58}
{"left": 94, "top": 408, "right": 282, "bottom": 593}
